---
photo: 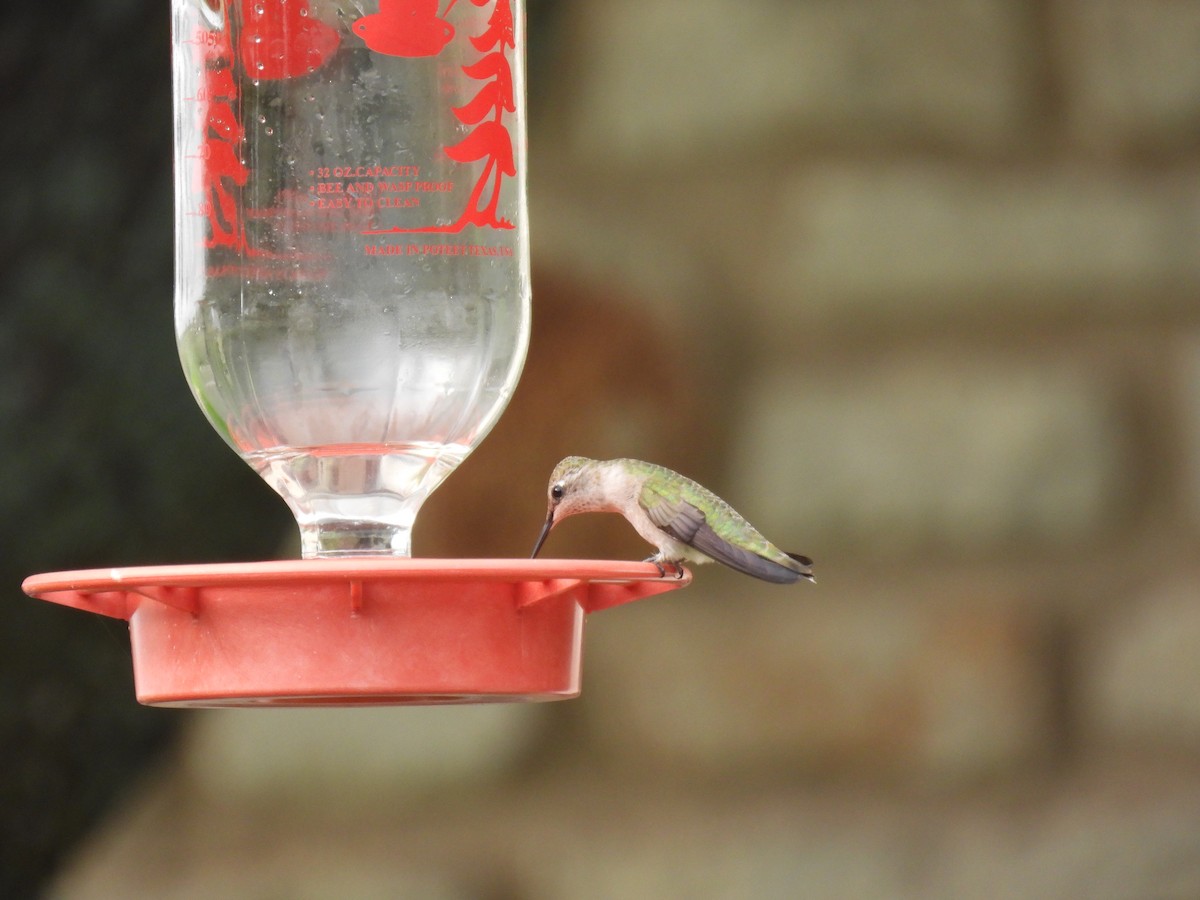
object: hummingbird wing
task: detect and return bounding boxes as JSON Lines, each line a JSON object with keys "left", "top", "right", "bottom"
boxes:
{"left": 640, "top": 488, "right": 704, "bottom": 542}
{"left": 639, "top": 481, "right": 808, "bottom": 584}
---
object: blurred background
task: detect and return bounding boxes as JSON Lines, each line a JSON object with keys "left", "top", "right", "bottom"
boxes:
{"left": 4, "top": 0, "right": 1200, "bottom": 897}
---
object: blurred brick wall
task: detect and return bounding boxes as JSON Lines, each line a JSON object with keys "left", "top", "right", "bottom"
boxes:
{"left": 52, "top": 2, "right": 1200, "bottom": 897}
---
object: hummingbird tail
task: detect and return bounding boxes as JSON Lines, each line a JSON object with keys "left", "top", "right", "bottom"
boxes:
{"left": 786, "top": 552, "right": 816, "bottom": 583}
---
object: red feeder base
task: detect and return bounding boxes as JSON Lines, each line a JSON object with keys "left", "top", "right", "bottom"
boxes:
{"left": 21, "top": 559, "right": 690, "bottom": 707}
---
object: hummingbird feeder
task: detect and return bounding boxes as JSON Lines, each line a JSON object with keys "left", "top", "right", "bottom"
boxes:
{"left": 22, "top": 0, "right": 690, "bottom": 707}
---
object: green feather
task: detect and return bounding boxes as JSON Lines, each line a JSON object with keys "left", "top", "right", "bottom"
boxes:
{"left": 630, "top": 459, "right": 794, "bottom": 567}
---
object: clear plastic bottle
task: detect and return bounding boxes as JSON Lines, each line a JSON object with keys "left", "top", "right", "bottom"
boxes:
{"left": 171, "top": 0, "right": 529, "bottom": 557}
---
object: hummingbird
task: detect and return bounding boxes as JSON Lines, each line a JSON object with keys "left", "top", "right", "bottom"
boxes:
{"left": 530, "top": 457, "right": 815, "bottom": 584}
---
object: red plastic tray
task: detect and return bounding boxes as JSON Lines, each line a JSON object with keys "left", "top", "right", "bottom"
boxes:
{"left": 22, "top": 559, "right": 690, "bottom": 707}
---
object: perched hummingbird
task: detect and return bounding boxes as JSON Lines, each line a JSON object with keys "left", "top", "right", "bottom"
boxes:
{"left": 530, "top": 457, "right": 815, "bottom": 584}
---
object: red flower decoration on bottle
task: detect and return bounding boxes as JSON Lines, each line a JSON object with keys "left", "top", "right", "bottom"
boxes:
{"left": 353, "top": 0, "right": 455, "bottom": 58}
{"left": 358, "top": 0, "right": 519, "bottom": 234}
{"left": 198, "top": 26, "right": 250, "bottom": 251}
{"left": 239, "top": 0, "right": 340, "bottom": 81}
{"left": 443, "top": 0, "right": 516, "bottom": 231}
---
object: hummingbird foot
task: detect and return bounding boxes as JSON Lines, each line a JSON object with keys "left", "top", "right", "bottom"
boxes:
{"left": 643, "top": 556, "right": 685, "bottom": 579}
{"left": 642, "top": 555, "right": 666, "bottom": 577}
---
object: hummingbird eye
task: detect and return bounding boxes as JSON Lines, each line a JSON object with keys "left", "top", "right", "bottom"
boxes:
{"left": 551, "top": 483, "right": 565, "bottom": 501}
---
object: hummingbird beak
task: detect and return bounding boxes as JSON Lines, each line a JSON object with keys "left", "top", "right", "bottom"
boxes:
{"left": 530, "top": 510, "right": 555, "bottom": 558}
